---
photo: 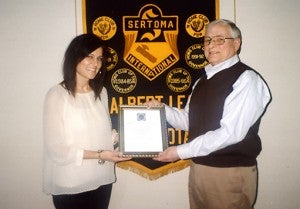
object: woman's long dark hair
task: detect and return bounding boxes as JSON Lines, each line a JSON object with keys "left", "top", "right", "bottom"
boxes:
{"left": 61, "top": 33, "right": 108, "bottom": 100}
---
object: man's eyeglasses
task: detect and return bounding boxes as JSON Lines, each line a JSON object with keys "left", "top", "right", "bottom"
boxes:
{"left": 203, "top": 36, "right": 235, "bottom": 46}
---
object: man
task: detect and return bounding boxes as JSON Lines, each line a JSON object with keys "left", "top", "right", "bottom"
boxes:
{"left": 146, "top": 19, "right": 271, "bottom": 209}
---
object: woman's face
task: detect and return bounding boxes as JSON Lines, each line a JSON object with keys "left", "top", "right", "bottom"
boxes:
{"left": 76, "top": 47, "right": 103, "bottom": 82}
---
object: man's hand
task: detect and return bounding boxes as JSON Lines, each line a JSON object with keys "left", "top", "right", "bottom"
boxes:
{"left": 153, "top": 146, "right": 180, "bottom": 162}
{"left": 143, "top": 99, "right": 164, "bottom": 108}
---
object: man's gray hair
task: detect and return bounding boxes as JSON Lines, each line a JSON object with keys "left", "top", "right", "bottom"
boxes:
{"left": 206, "top": 19, "right": 242, "bottom": 41}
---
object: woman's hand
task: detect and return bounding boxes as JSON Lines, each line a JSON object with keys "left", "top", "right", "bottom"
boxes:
{"left": 84, "top": 148, "right": 131, "bottom": 163}
{"left": 101, "top": 148, "right": 131, "bottom": 163}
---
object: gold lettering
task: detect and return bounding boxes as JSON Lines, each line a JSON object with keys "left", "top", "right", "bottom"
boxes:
{"left": 184, "top": 131, "right": 189, "bottom": 144}
{"left": 187, "top": 14, "right": 198, "bottom": 24}
{"left": 109, "top": 95, "right": 186, "bottom": 114}
{"left": 176, "top": 129, "right": 183, "bottom": 145}
{"left": 128, "top": 96, "right": 136, "bottom": 105}
{"left": 152, "top": 55, "right": 177, "bottom": 75}
{"left": 168, "top": 128, "right": 176, "bottom": 144}
{"left": 177, "top": 95, "right": 185, "bottom": 109}
{"left": 137, "top": 96, "right": 146, "bottom": 105}
{"left": 168, "top": 128, "right": 189, "bottom": 145}
{"left": 110, "top": 97, "right": 123, "bottom": 114}
{"left": 140, "top": 20, "right": 145, "bottom": 28}
{"left": 155, "top": 95, "right": 164, "bottom": 102}
{"left": 128, "top": 20, "right": 133, "bottom": 28}
{"left": 128, "top": 20, "right": 175, "bottom": 29}
{"left": 168, "top": 95, "right": 173, "bottom": 107}
{"left": 145, "top": 96, "right": 155, "bottom": 102}
{"left": 135, "top": 95, "right": 163, "bottom": 105}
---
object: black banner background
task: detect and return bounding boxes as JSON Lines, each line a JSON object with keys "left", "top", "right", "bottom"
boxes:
{"left": 82, "top": 0, "right": 218, "bottom": 179}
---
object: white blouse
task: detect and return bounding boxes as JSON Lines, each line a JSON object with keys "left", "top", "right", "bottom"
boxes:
{"left": 43, "top": 85, "right": 115, "bottom": 195}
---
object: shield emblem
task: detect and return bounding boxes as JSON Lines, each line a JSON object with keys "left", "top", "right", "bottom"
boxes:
{"left": 123, "top": 4, "right": 179, "bottom": 81}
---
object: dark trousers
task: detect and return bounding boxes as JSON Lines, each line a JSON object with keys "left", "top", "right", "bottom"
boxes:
{"left": 52, "top": 184, "right": 113, "bottom": 209}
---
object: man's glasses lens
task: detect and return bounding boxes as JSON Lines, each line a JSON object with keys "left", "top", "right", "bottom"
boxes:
{"left": 203, "top": 36, "right": 233, "bottom": 46}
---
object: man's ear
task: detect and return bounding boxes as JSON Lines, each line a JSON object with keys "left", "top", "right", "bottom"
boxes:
{"left": 234, "top": 38, "right": 242, "bottom": 54}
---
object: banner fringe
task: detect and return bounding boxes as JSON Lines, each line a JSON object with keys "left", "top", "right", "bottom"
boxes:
{"left": 117, "top": 160, "right": 191, "bottom": 180}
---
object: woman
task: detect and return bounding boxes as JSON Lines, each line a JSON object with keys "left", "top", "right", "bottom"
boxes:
{"left": 43, "top": 33, "right": 129, "bottom": 209}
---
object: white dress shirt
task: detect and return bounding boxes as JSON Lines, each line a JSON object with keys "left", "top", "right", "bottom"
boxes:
{"left": 43, "top": 85, "right": 116, "bottom": 195}
{"left": 165, "top": 55, "right": 271, "bottom": 159}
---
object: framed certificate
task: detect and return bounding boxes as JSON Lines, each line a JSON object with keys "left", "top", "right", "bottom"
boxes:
{"left": 118, "top": 105, "right": 168, "bottom": 157}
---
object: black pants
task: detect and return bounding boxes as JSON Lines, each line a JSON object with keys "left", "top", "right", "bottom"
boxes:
{"left": 52, "top": 184, "right": 113, "bottom": 209}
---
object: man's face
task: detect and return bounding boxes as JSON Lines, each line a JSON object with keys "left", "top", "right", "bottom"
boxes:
{"left": 203, "top": 24, "right": 241, "bottom": 66}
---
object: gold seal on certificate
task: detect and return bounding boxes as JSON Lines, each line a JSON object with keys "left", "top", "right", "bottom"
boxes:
{"left": 118, "top": 105, "right": 168, "bottom": 157}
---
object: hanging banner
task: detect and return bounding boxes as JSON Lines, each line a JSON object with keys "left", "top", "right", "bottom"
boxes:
{"left": 81, "top": 0, "right": 219, "bottom": 180}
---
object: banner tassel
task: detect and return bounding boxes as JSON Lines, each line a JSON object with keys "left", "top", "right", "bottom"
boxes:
{"left": 117, "top": 160, "right": 191, "bottom": 180}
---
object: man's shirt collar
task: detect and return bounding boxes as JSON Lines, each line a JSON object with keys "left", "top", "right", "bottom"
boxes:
{"left": 205, "top": 55, "right": 240, "bottom": 79}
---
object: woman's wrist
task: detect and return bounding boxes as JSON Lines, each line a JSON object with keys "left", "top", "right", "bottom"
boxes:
{"left": 97, "top": 150, "right": 105, "bottom": 165}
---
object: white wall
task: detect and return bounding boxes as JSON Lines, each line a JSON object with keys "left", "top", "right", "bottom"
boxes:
{"left": 0, "top": 0, "right": 299, "bottom": 208}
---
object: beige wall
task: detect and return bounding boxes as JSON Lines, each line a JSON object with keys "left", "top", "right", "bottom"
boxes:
{"left": 0, "top": 0, "right": 299, "bottom": 208}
